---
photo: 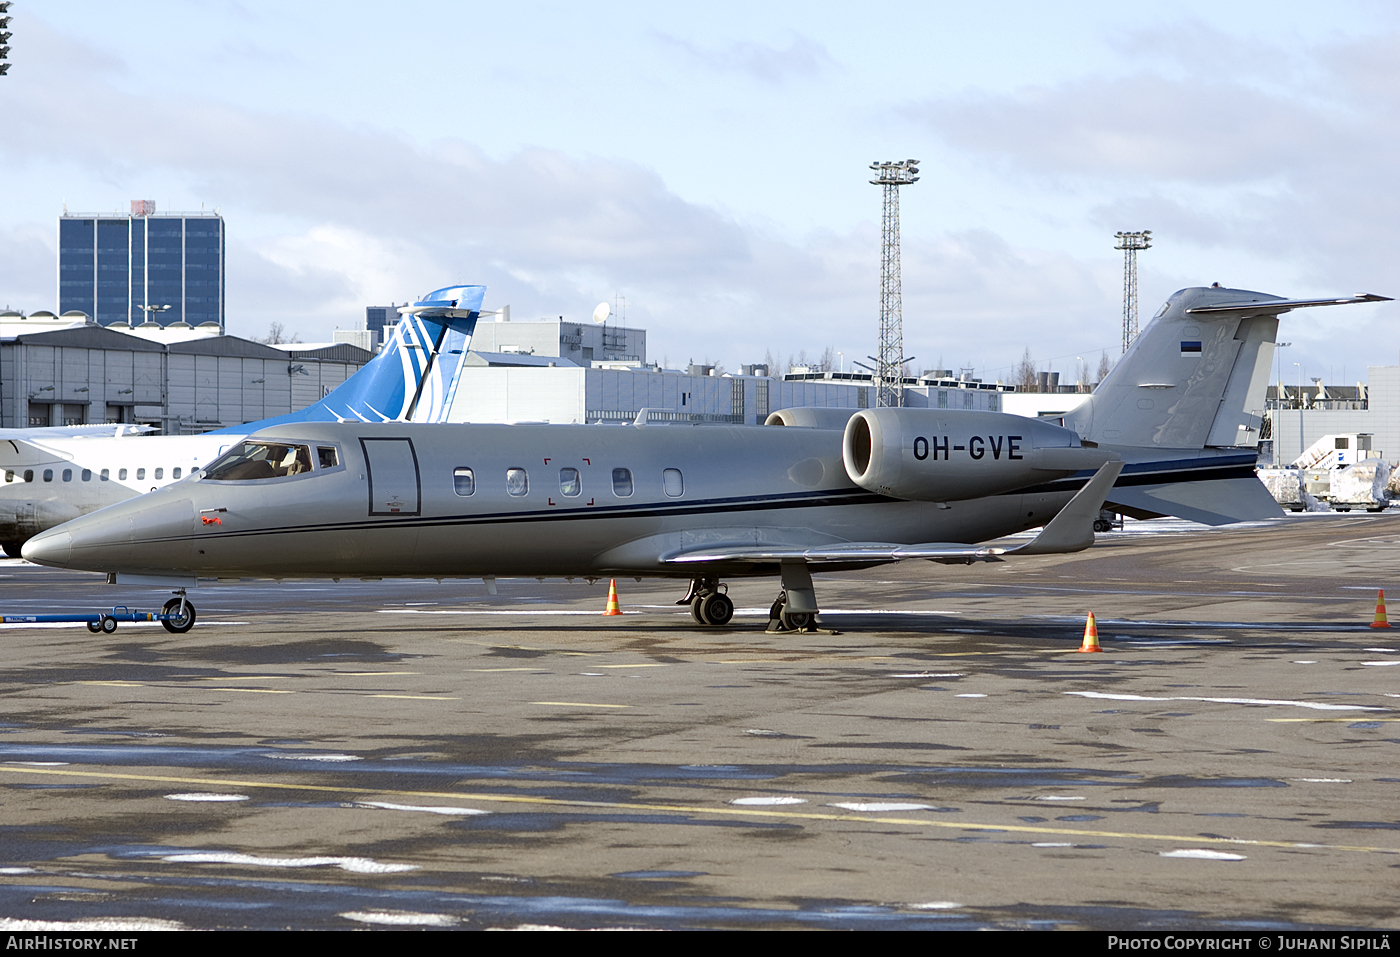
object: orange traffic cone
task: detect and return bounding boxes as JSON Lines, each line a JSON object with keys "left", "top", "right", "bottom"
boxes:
{"left": 1078, "top": 612, "right": 1103, "bottom": 652}
{"left": 1371, "top": 590, "right": 1392, "bottom": 629}
{"left": 603, "top": 579, "right": 622, "bottom": 616}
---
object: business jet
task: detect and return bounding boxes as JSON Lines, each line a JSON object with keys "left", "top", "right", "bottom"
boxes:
{"left": 0, "top": 286, "right": 485, "bottom": 556}
{"left": 22, "top": 286, "right": 1388, "bottom": 632}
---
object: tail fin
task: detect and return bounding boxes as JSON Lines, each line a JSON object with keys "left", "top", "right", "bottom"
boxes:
{"left": 1064, "top": 288, "right": 1388, "bottom": 449}
{"left": 224, "top": 284, "right": 485, "bottom": 432}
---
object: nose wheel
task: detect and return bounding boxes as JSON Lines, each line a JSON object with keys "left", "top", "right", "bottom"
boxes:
{"left": 161, "top": 592, "right": 196, "bottom": 634}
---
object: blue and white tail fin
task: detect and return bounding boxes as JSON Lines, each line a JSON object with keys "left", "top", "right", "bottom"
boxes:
{"left": 1064, "top": 287, "right": 1388, "bottom": 449}
{"left": 221, "top": 284, "right": 486, "bottom": 433}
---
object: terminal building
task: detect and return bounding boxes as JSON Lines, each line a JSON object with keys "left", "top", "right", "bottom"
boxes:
{"left": 57, "top": 201, "right": 225, "bottom": 329}
{"left": 0, "top": 310, "right": 369, "bottom": 432}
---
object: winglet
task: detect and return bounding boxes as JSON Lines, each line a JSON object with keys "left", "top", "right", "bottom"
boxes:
{"left": 1008, "top": 460, "right": 1125, "bottom": 555}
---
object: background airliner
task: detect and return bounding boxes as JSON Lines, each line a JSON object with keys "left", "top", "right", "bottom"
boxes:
{"left": 24, "top": 286, "right": 1389, "bottom": 631}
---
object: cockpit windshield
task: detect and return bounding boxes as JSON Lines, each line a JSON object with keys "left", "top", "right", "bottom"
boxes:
{"left": 204, "top": 442, "right": 314, "bottom": 481}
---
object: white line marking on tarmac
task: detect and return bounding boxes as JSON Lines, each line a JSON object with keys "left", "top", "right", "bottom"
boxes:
{"left": 356, "top": 801, "right": 488, "bottom": 816}
{"left": 731, "top": 797, "right": 805, "bottom": 806}
{"left": 0, "top": 918, "right": 186, "bottom": 931}
{"left": 163, "top": 852, "right": 416, "bottom": 873}
{"left": 531, "top": 701, "right": 629, "bottom": 708}
{"left": 828, "top": 802, "right": 934, "bottom": 812}
{"left": 1160, "top": 849, "right": 1246, "bottom": 861}
{"left": 342, "top": 911, "right": 459, "bottom": 926}
{"left": 1066, "top": 692, "right": 1386, "bottom": 711}
{"left": 261, "top": 753, "right": 362, "bottom": 762}
{"left": 164, "top": 793, "right": 248, "bottom": 802}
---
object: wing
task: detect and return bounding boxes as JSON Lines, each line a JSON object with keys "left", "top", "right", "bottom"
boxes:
{"left": 666, "top": 542, "right": 1007, "bottom": 565}
{"left": 663, "top": 460, "right": 1125, "bottom": 567}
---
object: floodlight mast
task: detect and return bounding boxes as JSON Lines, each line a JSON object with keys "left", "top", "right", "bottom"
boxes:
{"left": 1115, "top": 230, "right": 1152, "bottom": 354}
{"left": 870, "top": 159, "right": 919, "bottom": 408}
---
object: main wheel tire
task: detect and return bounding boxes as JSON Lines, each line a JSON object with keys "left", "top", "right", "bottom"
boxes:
{"left": 86, "top": 620, "right": 102, "bottom": 633}
{"left": 100, "top": 616, "right": 117, "bottom": 634}
{"left": 690, "top": 596, "right": 707, "bottom": 624}
{"left": 161, "top": 598, "right": 196, "bottom": 634}
{"left": 782, "top": 610, "right": 812, "bottom": 631}
{"left": 700, "top": 592, "right": 734, "bottom": 627}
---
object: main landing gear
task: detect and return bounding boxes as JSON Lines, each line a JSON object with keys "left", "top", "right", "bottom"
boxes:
{"left": 679, "top": 577, "right": 734, "bottom": 626}
{"left": 679, "top": 563, "right": 834, "bottom": 633}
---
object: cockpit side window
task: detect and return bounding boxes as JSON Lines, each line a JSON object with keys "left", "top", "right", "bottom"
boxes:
{"left": 204, "top": 442, "right": 315, "bottom": 481}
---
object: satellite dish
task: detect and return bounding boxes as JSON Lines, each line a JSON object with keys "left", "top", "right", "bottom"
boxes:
{"left": 592, "top": 302, "right": 610, "bottom": 324}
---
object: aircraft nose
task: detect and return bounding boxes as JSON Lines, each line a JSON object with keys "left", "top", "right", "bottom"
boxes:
{"left": 21, "top": 529, "right": 72, "bottom": 568}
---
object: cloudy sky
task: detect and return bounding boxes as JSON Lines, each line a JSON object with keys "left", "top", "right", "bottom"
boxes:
{"left": 2, "top": 1, "right": 1397, "bottom": 385}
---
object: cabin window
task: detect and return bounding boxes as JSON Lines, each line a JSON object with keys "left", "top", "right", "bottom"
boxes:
{"left": 136, "top": 469, "right": 145, "bottom": 480}
{"left": 663, "top": 468, "right": 684, "bottom": 497}
{"left": 559, "top": 468, "right": 581, "bottom": 497}
{"left": 506, "top": 468, "right": 529, "bottom": 497}
{"left": 81, "top": 469, "right": 91, "bottom": 482}
{"left": 23, "top": 470, "right": 33, "bottom": 483}
{"left": 42, "top": 469, "right": 53, "bottom": 483}
{"left": 61, "top": 469, "right": 72, "bottom": 482}
{"left": 318, "top": 447, "right": 338, "bottom": 469}
{"left": 204, "top": 442, "right": 314, "bottom": 481}
{"left": 154, "top": 468, "right": 163, "bottom": 480}
{"left": 3, "top": 471, "right": 11, "bottom": 483}
{"left": 100, "top": 469, "right": 109, "bottom": 482}
{"left": 118, "top": 468, "right": 127, "bottom": 481}
{"left": 453, "top": 467, "right": 475, "bottom": 496}
{"left": 1336, "top": 437, "right": 1350, "bottom": 449}
{"left": 612, "top": 468, "right": 633, "bottom": 497}
{"left": 173, "top": 467, "right": 182, "bottom": 479}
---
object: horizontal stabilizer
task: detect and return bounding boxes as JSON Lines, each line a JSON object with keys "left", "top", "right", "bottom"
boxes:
{"left": 1105, "top": 476, "right": 1282, "bottom": 526}
{"left": 665, "top": 542, "right": 1005, "bottom": 564}
{"left": 1186, "top": 293, "right": 1390, "bottom": 319}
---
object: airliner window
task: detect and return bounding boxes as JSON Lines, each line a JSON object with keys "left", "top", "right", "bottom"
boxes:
{"left": 3, "top": 471, "right": 11, "bottom": 483}
{"left": 173, "top": 467, "right": 182, "bottom": 479}
{"left": 118, "top": 468, "right": 127, "bottom": 481}
{"left": 663, "top": 468, "right": 684, "bottom": 497}
{"left": 81, "top": 469, "right": 91, "bottom": 482}
{"left": 23, "top": 470, "right": 33, "bottom": 483}
{"left": 136, "top": 469, "right": 145, "bottom": 480}
{"left": 204, "top": 442, "right": 314, "bottom": 481}
{"left": 318, "top": 447, "right": 338, "bottom": 469}
{"left": 154, "top": 468, "right": 163, "bottom": 480}
{"left": 43, "top": 469, "right": 52, "bottom": 483}
{"left": 453, "top": 467, "right": 475, "bottom": 496}
{"left": 612, "top": 468, "right": 633, "bottom": 497}
{"left": 559, "top": 468, "right": 581, "bottom": 497}
{"left": 100, "top": 469, "right": 109, "bottom": 481}
{"left": 62, "top": 469, "right": 72, "bottom": 482}
{"left": 507, "top": 468, "right": 528, "bottom": 497}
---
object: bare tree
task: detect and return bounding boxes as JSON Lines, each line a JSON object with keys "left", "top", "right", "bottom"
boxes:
{"left": 1015, "top": 348, "right": 1038, "bottom": 392}
{"left": 257, "top": 322, "right": 301, "bottom": 345}
{"left": 1097, "top": 351, "right": 1112, "bottom": 388}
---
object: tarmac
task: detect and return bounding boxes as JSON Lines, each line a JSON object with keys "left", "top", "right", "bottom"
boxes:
{"left": 0, "top": 511, "right": 1397, "bottom": 930}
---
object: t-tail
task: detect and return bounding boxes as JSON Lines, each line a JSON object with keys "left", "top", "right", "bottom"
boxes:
{"left": 1060, "top": 286, "right": 1390, "bottom": 524}
{"left": 218, "top": 285, "right": 485, "bottom": 433}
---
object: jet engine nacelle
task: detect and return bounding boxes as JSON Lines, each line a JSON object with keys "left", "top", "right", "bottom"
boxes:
{"left": 842, "top": 408, "right": 1119, "bottom": 502}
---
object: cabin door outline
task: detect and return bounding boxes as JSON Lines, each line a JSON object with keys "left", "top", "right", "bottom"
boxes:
{"left": 360, "top": 437, "right": 422, "bottom": 516}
